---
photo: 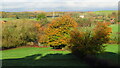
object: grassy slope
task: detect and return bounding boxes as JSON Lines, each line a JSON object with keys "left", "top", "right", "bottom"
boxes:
{"left": 1, "top": 47, "right": 88, "bottom": 66}
{"left": 1, "top": 45, "right": 118, "bottom": 59}
{"left": 1, "top": 44, "right": 119, "bottom": 66}
{"left": 1, "top": 47, "right": 70, "bottom": 59}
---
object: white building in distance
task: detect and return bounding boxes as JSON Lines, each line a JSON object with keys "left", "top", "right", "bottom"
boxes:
{"left": 79, "top": 15, "right": 84, "bottom": 18}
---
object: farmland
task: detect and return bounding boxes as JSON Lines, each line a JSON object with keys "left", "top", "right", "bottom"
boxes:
{"left": 1, "top": 10, "right": 119, "bottom": 67}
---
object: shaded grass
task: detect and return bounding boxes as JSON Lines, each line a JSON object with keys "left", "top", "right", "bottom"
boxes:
{"left": 1, "top": 44, "right": 119, "bottom": 66}
{"left": 1, "top": 47, "right": 88, "bottom": 66}
{"left": 95, "top": 44, "right": 119, "bottom": 64}
{"left": 2, "top": 54, "right": 89, "bottom": 66}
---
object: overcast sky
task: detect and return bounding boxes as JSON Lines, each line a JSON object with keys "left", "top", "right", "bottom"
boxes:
{"left": 0, "top": 0, "right": 119, "bottom": 12}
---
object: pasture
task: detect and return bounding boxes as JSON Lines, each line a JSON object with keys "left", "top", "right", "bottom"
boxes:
{"left": 0, "top": 44, "right": 119, "bottom": 66}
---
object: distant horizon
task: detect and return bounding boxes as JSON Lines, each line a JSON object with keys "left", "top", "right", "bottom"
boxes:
{"left": 0, "top": 0, "right": 118, "bottom": 12}
{"left": 0, "top": 9, "right": 118, "bottom": 12}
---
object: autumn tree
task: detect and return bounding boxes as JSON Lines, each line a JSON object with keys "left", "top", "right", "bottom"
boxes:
{"left": 39, "top": 15, "right": 78, "bottom": 49}
{"left": 69, "top": 22, "right": 112, "bottom": 56}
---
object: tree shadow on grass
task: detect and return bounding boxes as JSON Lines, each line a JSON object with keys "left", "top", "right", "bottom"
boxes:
{"left": 81, "top": 52, "right": 120, "bottom": 68}
{"left": 96, "top": 52, "right": 119, "bottom": 64}
{"left": 71, "top": 50, "right": 120, "bottom": 68}
{"left": 2, "top": 53, "right": 89, "bottom": 67}
{"left": 2, "top": 52, "right": 119, "bottom": 68}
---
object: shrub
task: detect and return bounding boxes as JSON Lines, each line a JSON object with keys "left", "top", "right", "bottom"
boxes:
{"left": 39, "top": 15, "right": 78, "bottom": 49}
{"left": 2, "top": 19, "right": 38, "bottom": 48}
{"left": 68, "top": 22, "right": 112, "bottom": 56}
{"left": 36, "top": 13, "right": 46, "bottom": 20}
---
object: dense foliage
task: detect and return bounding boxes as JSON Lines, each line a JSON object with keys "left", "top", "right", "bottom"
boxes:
{"left": 68, "top": 22, "right": 112, "bottom": 56}
{"left": 1, "top": 12, "right": 37, "bottom": 19}
{"left": 38, "top": 15, "right": 78, "bottom": 49}
{"left": 2, "top": 19, "right": 38, "bottom": 48}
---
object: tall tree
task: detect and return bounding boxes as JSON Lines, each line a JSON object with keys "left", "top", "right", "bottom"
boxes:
{"left": 39, "top": 15, "right": 78, "bottom": 49}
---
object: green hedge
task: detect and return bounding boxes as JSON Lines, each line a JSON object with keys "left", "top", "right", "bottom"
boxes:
{"left": 2, "top": 19, "right": 38, "bottom": 48}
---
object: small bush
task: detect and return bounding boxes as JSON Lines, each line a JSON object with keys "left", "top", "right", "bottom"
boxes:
{"left": 2, "top": 19, "right": 38, "bottom": 48}
{"left": 68, "top": 22, "right": 112, "bottom": 56}
{"left": 36, "top": 13, "right": 46, "bottom": 21}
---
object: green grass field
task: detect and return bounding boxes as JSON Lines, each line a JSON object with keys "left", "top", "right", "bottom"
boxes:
{"left": 93, "top": 10, "right": 117, "bottom": 15}
{"left": 109, "top": 24, "right": 118, "bottom": 33}
{"left": 1, "top": 44, "right": 119, "bottom": 66}
{"left": 1, "top": 47, "right": 88, "bottom": 66}
{"left": 109, "top": 24, "right": 119, "bottom": 42}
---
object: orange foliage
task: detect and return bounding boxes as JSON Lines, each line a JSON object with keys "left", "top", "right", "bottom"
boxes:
{"left": 69, "top": 22, "right": 112, "bottom": 55}
{"left": 39, "top": 15, "right": 78, "bottom": 48}
{"left": 93, "top": 22, "right": 112, "bottom": 43}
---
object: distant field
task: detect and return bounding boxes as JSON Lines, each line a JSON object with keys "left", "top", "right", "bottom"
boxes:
{"left": 0, "top": 18, "right": 16, "bottom": 21}
{"left": 93, "top": 10, "right": 117, "bottom": 15}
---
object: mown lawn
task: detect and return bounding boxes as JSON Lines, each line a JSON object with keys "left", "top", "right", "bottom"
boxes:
{"left": 1, "top": 44, "right": 119, "bottom": 66}
{"left": 1, "top": 47, "right": 88, "bottom": 66}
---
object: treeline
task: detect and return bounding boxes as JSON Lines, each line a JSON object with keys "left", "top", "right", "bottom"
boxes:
{"left": 0, "top": 12, "right": 38, "bottom": 19}
{"left": 0, "top": 11, "right": 65, "bottom": 19}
